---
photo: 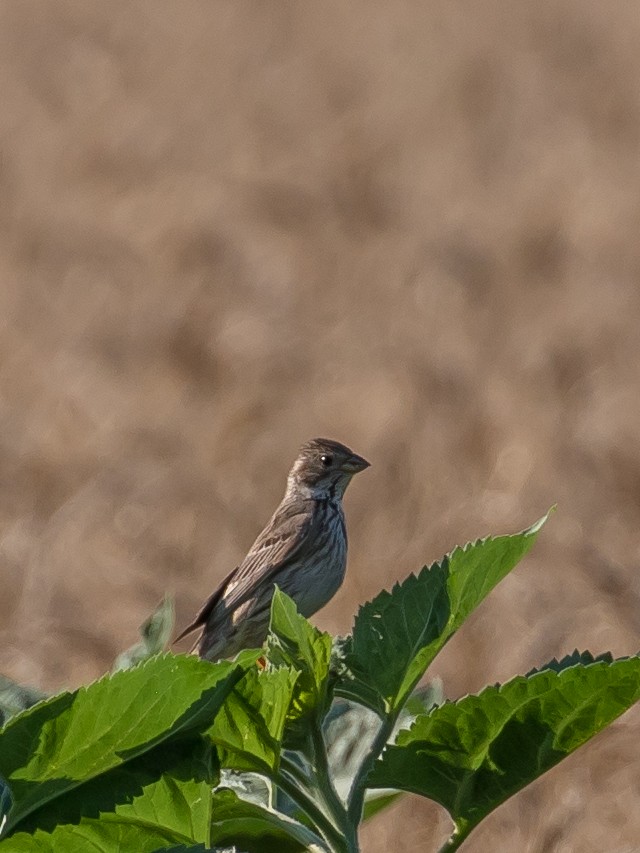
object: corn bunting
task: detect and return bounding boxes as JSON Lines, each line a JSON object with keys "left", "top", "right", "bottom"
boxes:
{"left": 175, "top": 438, "right": 369, "bottom": 660}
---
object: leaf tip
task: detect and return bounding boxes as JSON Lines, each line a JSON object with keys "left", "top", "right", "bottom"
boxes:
{"left": 525, "top": 505, "right": 556, "bottom": 536}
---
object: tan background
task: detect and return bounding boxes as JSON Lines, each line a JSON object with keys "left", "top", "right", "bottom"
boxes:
{"left": 1, "top": 1, "right": 640, "bottom": 850}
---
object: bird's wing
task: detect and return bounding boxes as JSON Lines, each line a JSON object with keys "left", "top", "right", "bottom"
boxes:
{"left": 220, "top": 498, "right": 317, "bottom": 612}
{"left": 173, "top": 497, "right": 316, "bottom": 643}
{"left": 173, "top": 563, "right": 239, "bottom": 644}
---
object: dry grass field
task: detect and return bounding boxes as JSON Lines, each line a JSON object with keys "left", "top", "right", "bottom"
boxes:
{"left": 1, "top": 2, "right": 640, "bottom": 850}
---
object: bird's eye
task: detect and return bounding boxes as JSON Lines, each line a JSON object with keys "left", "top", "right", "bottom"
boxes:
{"left": 320, "top": 454, "right": 333, "bottom": 467}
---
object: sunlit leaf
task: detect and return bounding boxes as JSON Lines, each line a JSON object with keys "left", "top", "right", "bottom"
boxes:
{"left": 339, "top": 512, "right": 551, "bottom": 715}
{"left": 369, "top": 653, "right": 640, "bottom": 847}
{"left": 266, "top": 589, "right": 333, "bottom": 743}
{"left": 207, "top": 666, "right": 298, "bottom": 774}
{"left": 3, "top": 816, "right": 194, "bottom": 852}
{"left": 13, "top": 737, "right": 217, "bottom": 843}
{"left": 0, "top": 654, "right": 241, "bottom": 834}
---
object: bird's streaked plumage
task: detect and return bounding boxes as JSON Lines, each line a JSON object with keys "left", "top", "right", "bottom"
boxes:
{"left": 175, "top": 438, "right": 369, "bottom": 660}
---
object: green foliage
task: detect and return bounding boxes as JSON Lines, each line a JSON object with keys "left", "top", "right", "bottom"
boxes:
{"left": 152, "top": 847, "right": 213, "bottom": 853}
{"left": 210, "top": 788, "right": 321, "bottom": 851}
{"left": 0, "top": 775, "right": 12, "bottom": 836}
{"left": 321, "top": 682, "right": 443, "bottom": 808}
{"left": 369, "top": 654, "right": 640, "bottom": 846}
{"left": 152, "top": 847, "right": 216, "bottom": 853}
{"left": 0, "top": 655, "right": 241, "bottom": 836}
{"left": 5, "top": 818, "right": 204, "bottom": 852}
{"left": 113, "top": 596, "right": 176, "bottom": 671}
{"left": 107, "top": 739, "right": 218, "bottom": 844}
{"left": 207, "top": 665, "right": 299, "bottom": 774}
{"left": 266, "top": 587, "right": 334, "bottom": 744}
{"left": 338, "top": 512, "right": 550, "bottom": 716}
{"left": 5, "top": 742, "right": 227, "bottom": 852}
{"left": 1, "top": 509, "right": 638, "bottom": 853}
{"left": 153, "top": 847, "right": 236, "bottom": 853}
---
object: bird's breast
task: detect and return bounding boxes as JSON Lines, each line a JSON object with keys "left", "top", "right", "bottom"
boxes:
{"left": 285, "top": 500, "right": 347, "bottom": 618}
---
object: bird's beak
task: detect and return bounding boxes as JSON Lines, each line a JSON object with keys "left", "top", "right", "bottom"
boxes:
{"left": 342, "top": 452, "right": 370, "bottom": 473}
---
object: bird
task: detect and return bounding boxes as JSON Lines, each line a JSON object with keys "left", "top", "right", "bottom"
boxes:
{"left": 175, "top": 437, "right": 370, "bottom": 660}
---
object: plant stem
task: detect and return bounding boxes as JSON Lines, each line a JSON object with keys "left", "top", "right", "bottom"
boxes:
{"left": 310, "top": 726, "right": 348, "bottom": 819}
{"left": 280, "top": 752, "right": 315, "bottom": 791}
{"left": 346, "top": 712, "right": 395, "bottom": 825}
{"left": 310, "top": 723, "right": 359, "bottom": 852}
{"left": 436, "top": 830, "right": 468, "bottom": 853}
{"left": 274, "top": 764, "right": 346, "bottom": 853}
{"left": 280, "top": 745, "right": 359, "bottom": 853}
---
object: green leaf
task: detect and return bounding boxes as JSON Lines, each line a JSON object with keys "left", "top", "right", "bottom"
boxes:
{"left": 207, "top": 666, "right": 298, "bottom": 774}
{"left": 114, "top": 597, "right": 176, "bottom": 671}
{"left": 113, "top": 738, "right": 217, "bottom": 844}
{"left": 151, "top": 847, "right": 210, "bottom": 853}
{"left": 210, "top": 788, "right": 322, "bottom": 852}
{"left": 0, "top": 676, "right": 47, "bottom": 727}
{"left": 13, "top": 737, "right": 218, "bottom": 840}
{"left": 0, "top": 654, "right": 242, "bottom": 833}
{"left": 218, "top": 770, "right": 271, "bottom": 808}
{"left": 362, "top": 790, "right": 401, "bottom": 821}
{"left": 322, "top": 684, "right": 442, "bottom": 809}
{"left": 339, "top": 511, "right": 550, "bottom": 715}
{"left": 527, "top": 648, "right": 614, "bottom": 675}
{"left": 2, "top": 816, "right": 193, "bottom": 852}
{"left": 152, "top": 846, "right": 239, "bottom": 853}
{"left": 266, "top": 589, "right": 333, "bottom": 741}
{"left": 368, "top": 654, "right": 640, "bottom": 846}
{"left": 322, "top": 699, "right": 382, "bottom": 804}
{"left": 2, "top": 824, "right": 243, "bottom": 852}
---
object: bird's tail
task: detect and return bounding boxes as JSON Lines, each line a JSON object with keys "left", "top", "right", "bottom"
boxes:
{"left": 173, "top": 570, "right": 234, "bottom": 652}
{"left": 173, "top": 618, "right": 201, "bottom": 647}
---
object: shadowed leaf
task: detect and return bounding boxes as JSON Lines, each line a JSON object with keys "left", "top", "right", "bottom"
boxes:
{"left": 210, "top": 788, "right": 322, "bottom": 852}
{"left": 0, "top": 774, "right": 12, "bottom": 837}
{"left": 13, "top": 738, "right": 218, "bottom": 840}
{"left": 152, "top": 846, "right": 239, "bottom": 853}
{"left": 322, "top": 682, "right": 443, "bottom": 809}
{"left": 151, "top": 847, "right": 210, "bottom": 853}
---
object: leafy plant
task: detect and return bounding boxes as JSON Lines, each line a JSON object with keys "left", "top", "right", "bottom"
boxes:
{"left": 1, "top": 510, "right": 639, "bottom": 852}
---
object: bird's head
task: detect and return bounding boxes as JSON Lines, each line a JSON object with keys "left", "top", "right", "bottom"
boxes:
{"left": 288, "top": 438, "right": 370, "bottom": 500}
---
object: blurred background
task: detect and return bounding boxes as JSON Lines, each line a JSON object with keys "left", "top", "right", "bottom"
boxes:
{"left": 1, "top": 1, "right": 640, "bottom": 849}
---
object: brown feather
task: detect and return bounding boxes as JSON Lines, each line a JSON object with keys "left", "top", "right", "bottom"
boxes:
{"left": 175, "top": 438, "right": 369, "bottom": 659}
